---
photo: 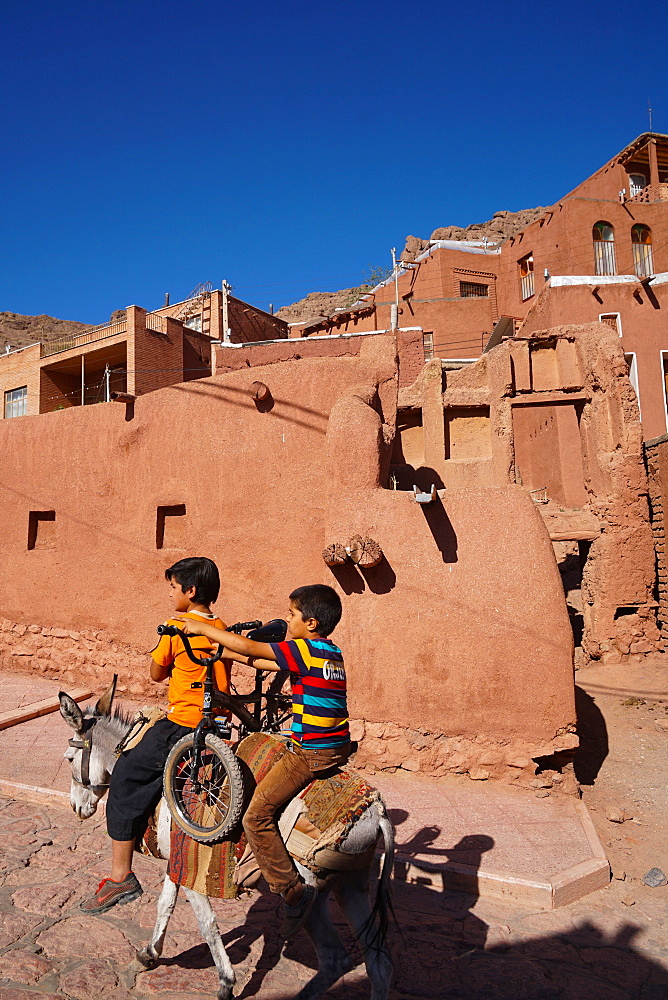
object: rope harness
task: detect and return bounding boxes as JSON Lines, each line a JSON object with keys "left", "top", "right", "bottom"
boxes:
{"left": 68, "top": 717, "right": 111, "bottom": 792}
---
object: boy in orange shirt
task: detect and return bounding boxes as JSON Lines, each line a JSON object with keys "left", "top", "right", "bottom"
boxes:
{"left": 80, "top": 557, "right": 230, "bottom": 915}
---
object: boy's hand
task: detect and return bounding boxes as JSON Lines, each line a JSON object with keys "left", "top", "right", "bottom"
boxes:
{"left": 172, "top": 615, "right": 209, "bottom": 638}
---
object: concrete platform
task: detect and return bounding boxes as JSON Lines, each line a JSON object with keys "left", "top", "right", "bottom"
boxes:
{"left": 0, "top": 671, "right": 609, "bottom": 910}
{"left": 372, "top": 770, "right": 609, "bottom": 909}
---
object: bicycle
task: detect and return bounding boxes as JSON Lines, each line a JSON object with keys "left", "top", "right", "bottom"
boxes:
{"left": 158, "top": 618, "right": 288, "bottom": 843}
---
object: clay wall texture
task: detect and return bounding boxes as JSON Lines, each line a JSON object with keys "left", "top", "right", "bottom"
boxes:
{"left": 391, "top": 322, "right": 659, "bottom": 664}
{"left": 520, "top": 280, "right": 668, "bottom": 439}
{"left": 0, "top": 335, "right": 577, "bottom": 780}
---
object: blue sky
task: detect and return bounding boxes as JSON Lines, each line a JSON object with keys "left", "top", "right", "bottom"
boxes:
{"left": 1, "top": 0, "right": 667, "bottom": 322}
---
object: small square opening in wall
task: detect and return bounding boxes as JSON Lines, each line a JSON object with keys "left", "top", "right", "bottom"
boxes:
{"left": 28, "top": 510, "right": 56, "bottom": 550}
{"left": 156, "top": 504, "right": 187, "bottom": 550}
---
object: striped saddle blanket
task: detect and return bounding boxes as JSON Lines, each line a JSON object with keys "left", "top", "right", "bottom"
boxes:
{"left": 157, "top": 732, "right": 378, "bottom": 899}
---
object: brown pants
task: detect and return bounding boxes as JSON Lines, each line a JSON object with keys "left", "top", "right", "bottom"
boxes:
{"left": 242, "top": 741, "right": 351, "bottom": 895}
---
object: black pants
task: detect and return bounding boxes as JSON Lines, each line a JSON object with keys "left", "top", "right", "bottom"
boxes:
{"left": 106, "top": 717, "right": 191, "bottom": 841}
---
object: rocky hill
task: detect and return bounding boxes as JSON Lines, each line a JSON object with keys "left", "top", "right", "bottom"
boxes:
{"left": 277, "top": 206, "right": 546, "bottom": 324}
{"left": 0, "top": 313, "right": 93, "bottom": 354}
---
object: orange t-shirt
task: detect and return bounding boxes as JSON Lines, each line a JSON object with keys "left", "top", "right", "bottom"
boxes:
{"left": 150, "top": 611, "right": 231, "bottom": 729}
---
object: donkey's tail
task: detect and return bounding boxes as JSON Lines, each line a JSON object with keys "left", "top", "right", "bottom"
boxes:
{"left": 360, "top": 797, "right": 397, "bottom": 958}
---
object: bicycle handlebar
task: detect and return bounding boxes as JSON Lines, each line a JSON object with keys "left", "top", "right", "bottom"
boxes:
{"left": 155, "top": 618, "right": 288, "bottom": 667}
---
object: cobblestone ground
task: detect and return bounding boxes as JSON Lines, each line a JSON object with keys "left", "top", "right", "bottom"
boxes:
{"left": 0, "top": 795, "right": 667, "bottom": 1000}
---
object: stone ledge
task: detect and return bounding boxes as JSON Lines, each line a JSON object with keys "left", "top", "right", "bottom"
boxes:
{"left": 392, "top": 801, "right": 609, "bottom": 910}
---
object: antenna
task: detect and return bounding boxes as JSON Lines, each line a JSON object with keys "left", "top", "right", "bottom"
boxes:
{"left": 648, "top": 99, "right": 653, "bottom": 132}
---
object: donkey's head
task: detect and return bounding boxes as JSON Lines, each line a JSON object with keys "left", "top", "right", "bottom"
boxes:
{"left": 59, "top": 675, "right": 128, "bottom": 819}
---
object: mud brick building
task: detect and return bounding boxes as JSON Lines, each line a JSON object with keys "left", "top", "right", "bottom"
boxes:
{"left": 288, "top": 133, "right": 668, "bottom": 440}
{"left": 0, "top": 286, "right": 286, "bottom": 418}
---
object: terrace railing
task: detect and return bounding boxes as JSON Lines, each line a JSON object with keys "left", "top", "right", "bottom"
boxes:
{"left": 41, "top": 319, "right": 127, "bottom": 358}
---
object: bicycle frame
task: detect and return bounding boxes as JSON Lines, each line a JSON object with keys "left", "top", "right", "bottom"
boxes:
{"left": 155, "top": 617, "right": 289, "bottom": 768}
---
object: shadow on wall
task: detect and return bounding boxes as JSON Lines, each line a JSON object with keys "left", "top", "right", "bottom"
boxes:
{"left": 165, "top": 813, "right": 666, "bottom": 1000}
{"left": 328, "top": 557, "right": 397, "bottom": 595}
{"left": 389, "top": 467, "right": 458, "bottom": 565}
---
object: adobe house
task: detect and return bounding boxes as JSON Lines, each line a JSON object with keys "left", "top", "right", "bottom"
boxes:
{"left": 390, "top": 323, "right": 659, "bottom": 667}
{"left": 0, "top": 330, "right": 581, "bottom": 784}
{"left": 0, "top": 285, "right": 287, "bottom": 419}
{"left": 288, "top": 134, "right": 668, "bottom": 440}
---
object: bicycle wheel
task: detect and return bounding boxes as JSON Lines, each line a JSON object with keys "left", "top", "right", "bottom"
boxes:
{"left": 163, "top": 732, "right": 245, "bottom": 843}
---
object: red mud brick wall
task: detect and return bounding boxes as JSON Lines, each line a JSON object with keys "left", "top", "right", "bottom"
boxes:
{"left": 0, "top": 336, "right": 576, "bottom": 781}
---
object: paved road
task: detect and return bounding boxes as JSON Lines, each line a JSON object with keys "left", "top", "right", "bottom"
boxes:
{"left": 0, "top": 795, "right": 667, "bottom": 1000}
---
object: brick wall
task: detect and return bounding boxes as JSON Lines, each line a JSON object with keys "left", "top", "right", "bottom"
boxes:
{"left": 127, "top": 307, "right": 184, "bottom": 397}
{"left": 39, "top": 367, "right": 80, "bottom": 413}
{"left": 644, "top": 434, "right": 668, "bottom": 636}
{"left": 227, "top": 297, "right": 288, "bottom": 342}
{"left": 183, "top": 329, "right": 212, "bottom": 380}
{"left": 0, "top": 344, "right": 41, "bottom": 419}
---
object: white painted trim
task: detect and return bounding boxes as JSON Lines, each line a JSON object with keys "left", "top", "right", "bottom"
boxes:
{"left": 550, "top": 272, "right": 668, "bottom": 288}
{"left": 599, "top": 311, "right": 623, "bottom": 337}
{"left": 624, "top": 352, "right": 641, "bottom": 419}
{"left": 0, "top": 342, "right": 43, "bottom": 358}
{"left": 215, "top": 328, "right": 422, "bottom": 348}
{"left": 551, "top": 274, "right": 638, "bottom": 287}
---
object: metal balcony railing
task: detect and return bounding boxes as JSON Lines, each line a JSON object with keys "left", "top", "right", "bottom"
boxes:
{"left": 41, "top": 320, "right": 127, "bottom": 358}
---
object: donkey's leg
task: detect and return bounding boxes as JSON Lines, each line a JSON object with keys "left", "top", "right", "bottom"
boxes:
{"left": 333, "top": 873, "right": 393, "bottom": 1000}
{"left": 184, "top": 887, "right": 236, "bottom": 1000}
{"left": 295, "top": 889, "right": 353, "bottom": 1000}
{"left": 136, "top": 874, "right": 179, "bottom": 969}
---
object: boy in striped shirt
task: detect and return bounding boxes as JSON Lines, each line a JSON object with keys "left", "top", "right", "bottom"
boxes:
{"left": 177, "top": 584, "right": 351, "bottom": 937}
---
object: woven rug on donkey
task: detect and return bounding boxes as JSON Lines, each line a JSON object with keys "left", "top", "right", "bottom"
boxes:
{"left": 166, "top": 733, "right": 288, "bottom": 899}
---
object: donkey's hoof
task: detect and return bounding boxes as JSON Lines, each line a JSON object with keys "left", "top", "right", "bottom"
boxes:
{"left": 217, "top": 987, "right": 234, "bottom": 1000}
{"left": 135, "top": 947, "right": 159, "bottom": 970}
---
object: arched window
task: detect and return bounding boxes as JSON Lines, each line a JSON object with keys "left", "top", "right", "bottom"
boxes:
{"left": 632, "top": 224, "right": 654, "bottom": 278}
{"left": 593, "top": 222, "right": 616, "bottom": 275}
{"left": 629, "top": 173, "right": 646, "bottom": 198}
{"left": 518, "top": 253, "right": 534, "bottom": 300}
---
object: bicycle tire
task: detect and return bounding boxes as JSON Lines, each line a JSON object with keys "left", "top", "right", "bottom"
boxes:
{"left": 163, "top": 733, "right": 245, "bottom": 843}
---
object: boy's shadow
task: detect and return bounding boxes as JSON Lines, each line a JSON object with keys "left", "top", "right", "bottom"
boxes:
{"left": 159, "top": 810, "right": 668, "bottom": 999}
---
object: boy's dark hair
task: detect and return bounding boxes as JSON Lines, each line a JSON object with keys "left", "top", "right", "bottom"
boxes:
{"left": 165, "top": 557, "right": 220, "bottom": 606}
{"left": 290, "top": 584, "right": 342, "bottom": 637}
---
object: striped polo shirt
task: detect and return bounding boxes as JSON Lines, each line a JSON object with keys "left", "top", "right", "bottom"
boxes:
{"left": 269, "top": 637, "right": 350, "bottom": 749}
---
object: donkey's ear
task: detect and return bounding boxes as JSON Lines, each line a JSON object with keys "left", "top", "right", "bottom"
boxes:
{"left": 95, "top": 674, "right": 117, "bottom": 717}
{"left": 59, "top": 692, "right": 84, "bottom": 732}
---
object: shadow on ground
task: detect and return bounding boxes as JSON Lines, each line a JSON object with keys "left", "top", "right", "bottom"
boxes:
{"left": 155, "top": 819, "right": 667, "bottom": 1000}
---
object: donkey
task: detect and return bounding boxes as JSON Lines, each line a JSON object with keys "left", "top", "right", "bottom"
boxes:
{"left": 59, "top": 681, "right": 394, "bottom": 1000}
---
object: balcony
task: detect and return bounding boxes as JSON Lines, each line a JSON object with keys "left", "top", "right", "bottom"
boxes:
{"left": 628, "top": 183, "right": 668, "bottom": 205}
{"left": 41, "top": 319, "right": 127, "bottom": 358}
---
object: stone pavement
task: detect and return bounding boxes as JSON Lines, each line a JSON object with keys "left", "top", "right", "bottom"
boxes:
{"left": 0, "top": 674, "right": 608, "bottom": 908}
{"left": 0, "top": 672, "right": 667, "bottom": 997}
{"left": 0, "top": 794, "right": 667, "bottom": 1000}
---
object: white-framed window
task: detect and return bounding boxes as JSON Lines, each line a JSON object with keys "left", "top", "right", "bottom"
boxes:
{"left": 423, "top": 332, "right": 434, "bottom": 362}
{"left": 4, "top": 386, "right": 27, "bottom": 418}
{"left": 599, "top": 312, "right": 622, "bottom": 337}
{"left": 629, "top": 173, "right": 647, "bottom": 197}
{"left": 593, "top": 222, "right": 616, "bottom": 275}
{"left": 624, "top": 353, "right": 641, "bottom": 418}
{"left": 632, "top": 224, "right": 654, "bottom": 278}
{"left": 185, "top": 314, "right": 202, "bottom": 332}
{"left": 518, "top": 254, "right": 534, "bottom": 300}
